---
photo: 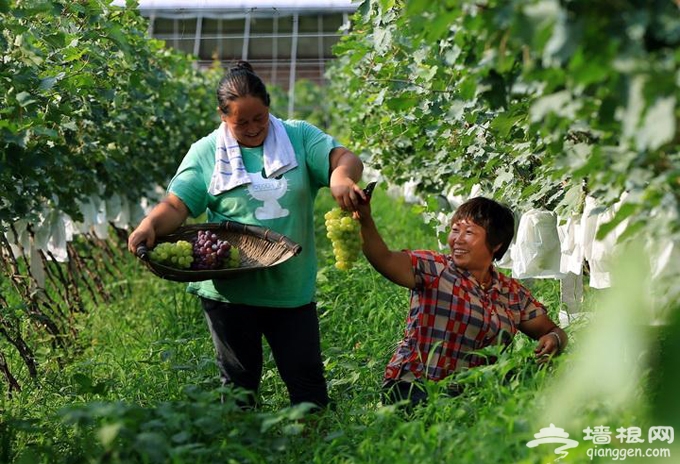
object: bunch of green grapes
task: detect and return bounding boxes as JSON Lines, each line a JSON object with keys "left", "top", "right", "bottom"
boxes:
{"left": 149, "top": 240, "right": 194, "bottom": 269}
{"left": 324, "top": 207, "right": 361, "bottom": 271}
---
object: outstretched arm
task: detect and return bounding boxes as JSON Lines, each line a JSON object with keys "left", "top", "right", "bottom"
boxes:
{"left": 355, "top": 200, "right": 415, "bottom": 289}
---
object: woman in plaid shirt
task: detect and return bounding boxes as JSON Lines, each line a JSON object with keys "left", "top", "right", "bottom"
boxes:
{"left": 356, "top": 196, "right": 567, "bottom": 406}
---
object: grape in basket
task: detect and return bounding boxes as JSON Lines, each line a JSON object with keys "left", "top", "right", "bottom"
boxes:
{"left": 148, "top": 240, "right": 194, "bottom": 269}
{"left": 190, "top": 230, "right": 240, "bottom": 270}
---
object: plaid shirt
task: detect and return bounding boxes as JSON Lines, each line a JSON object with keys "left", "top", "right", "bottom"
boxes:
{"left": 383, "top": 250, "right": 547, "bottom": 384}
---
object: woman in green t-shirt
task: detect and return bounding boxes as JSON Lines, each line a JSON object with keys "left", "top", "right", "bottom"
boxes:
{"left": 128, "top": 61, "right": 366, "bottom": 409}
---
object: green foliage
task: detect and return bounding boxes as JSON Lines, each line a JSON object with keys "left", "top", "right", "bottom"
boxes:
{"left": 0, "top": 188, "right": 585, "bottom": 464}
{"left": 0, "top": 0, "right": 221, "bottom": 228}
{"left": 1, "top": 188, "right": 676, "bottom": 464}
{"left": 327, "top": 0, "right": 680, "bottom": 253}
{"left": 1, "top": 2, "right": 678, "bottom": 462}
{"left": 269, "top": 79, "right": 332, "bottom": 130}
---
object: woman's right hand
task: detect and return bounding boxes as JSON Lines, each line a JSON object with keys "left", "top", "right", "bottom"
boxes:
{"left": 127, "top": 194, "right": 190, "bottom": 254}
{"left": 128, "top": 221, "right": 156, "bottom": 254}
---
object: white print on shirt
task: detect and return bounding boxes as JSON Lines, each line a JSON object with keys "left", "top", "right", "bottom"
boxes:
{"left": 247, "top": 171, "right": 290, "bottom": 220}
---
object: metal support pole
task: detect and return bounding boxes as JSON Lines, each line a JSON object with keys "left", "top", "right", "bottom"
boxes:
{"left": 217, "top": 18, "right": 222, "bottom": 62}
{"left": 194, "top": 16, "right": 203, "bottom": 60}
{"left": 148, "top": 14, "right": 155, "bottom": 38}
{"left": 242, "top": 12, "right": 251, "bottom": 60}
{"left": 318, "top": 14, "right": 324, "bottom": 85}
{"left": 272, "top": 16, "right": 278, "bottom": 86}
{"left": 173, "top": 18, "right": 179, "bottom": 50}
{"left": 287, "top": 13, "right": 299, "bottom": 118}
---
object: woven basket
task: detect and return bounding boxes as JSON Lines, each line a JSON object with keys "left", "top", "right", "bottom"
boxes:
{"left": 136, "top": 221, "right": 302, "bottom": 282}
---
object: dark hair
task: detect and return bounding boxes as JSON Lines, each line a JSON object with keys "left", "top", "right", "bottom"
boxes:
{"left": 216, "top": 60, "right": 271, "bottom": 114}
{"left": 451, "top": 197, "right": 515, "bottom": 261}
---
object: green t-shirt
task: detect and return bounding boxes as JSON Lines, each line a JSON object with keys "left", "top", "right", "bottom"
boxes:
{"left": 167, "top": 119, "right": 339, "bottom": 307}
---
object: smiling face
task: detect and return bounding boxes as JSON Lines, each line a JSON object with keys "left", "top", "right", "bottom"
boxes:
{"left": 447, "top": 219, "right": 498, "bottom": 274}
{"left": 221, "top": 95, "right": 270, "bottom": 148}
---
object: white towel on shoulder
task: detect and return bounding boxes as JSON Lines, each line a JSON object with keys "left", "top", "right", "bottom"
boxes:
{"left": 208, "top": 114, "right": 298, "bottom": 195}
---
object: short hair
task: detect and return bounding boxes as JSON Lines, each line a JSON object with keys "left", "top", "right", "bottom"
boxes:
{"left": 450, "top": 197, "right": 515, "bottom": 261}
{"left": 216, "top": 60, "right": 271, "bottom": 114}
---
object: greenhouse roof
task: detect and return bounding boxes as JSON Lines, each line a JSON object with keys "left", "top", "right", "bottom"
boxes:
{"left": 111, "top": 0, "right": 360, "bottom": 17}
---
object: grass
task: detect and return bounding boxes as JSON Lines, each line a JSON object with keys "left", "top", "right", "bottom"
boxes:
{"left": 0, "top": 187, "right": 672, "bottom": 464}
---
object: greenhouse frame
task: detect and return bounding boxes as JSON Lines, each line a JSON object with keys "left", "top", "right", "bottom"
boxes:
{"left": 113, "top": 0, "right": 359, "bottom": 94}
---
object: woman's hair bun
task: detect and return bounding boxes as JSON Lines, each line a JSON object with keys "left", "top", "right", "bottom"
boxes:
{"left": 217, "top": 59, "right": 269, "bottom": 111}
{"left": 230, "top": 60, "right": 254, "bottom": 73}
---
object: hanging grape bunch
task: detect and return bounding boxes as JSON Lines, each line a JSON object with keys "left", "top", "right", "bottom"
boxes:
{"left": 324, "top": 208, "right": 361, "bottom": 271}
{"left": 191, "top": 230, "right": 240, "bottom": 270}
{"left": 324, "top": 182, "right": 376, "bottom": 271}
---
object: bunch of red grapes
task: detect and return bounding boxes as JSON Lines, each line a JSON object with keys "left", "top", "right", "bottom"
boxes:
{"left": 191, "top": 230, "right": 240, "bottom": 270}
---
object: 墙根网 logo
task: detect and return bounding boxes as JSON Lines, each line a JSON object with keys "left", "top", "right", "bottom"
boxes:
{"left": 526, "top": 423, "right": 579, "bottom": 461}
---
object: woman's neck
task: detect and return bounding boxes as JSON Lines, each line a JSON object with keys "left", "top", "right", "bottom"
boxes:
{"left": 472, "top": 268, "right": 493, "bottom": 289}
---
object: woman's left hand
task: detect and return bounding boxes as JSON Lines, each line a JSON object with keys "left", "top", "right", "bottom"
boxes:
{"left": 519, "top": 315, "right": 567, "bottom": 364}
{"left": 534, "top": 332, "right": 561, "bottom": 363}
{"left": 329, "top": 147, "right": 365, "bottom": 211}
{"left": 330, "top": 181, "right": 365, "bottom": 211}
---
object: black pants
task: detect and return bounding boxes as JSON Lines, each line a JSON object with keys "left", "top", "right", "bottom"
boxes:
{"left": 383, "top": 380, "right": 465, "bottom": 409}
{"left": 201, "top": 298, "right": 329, "bottom": 408}
{"left": 382, "top": 380, "right": 428, "bottom": 408}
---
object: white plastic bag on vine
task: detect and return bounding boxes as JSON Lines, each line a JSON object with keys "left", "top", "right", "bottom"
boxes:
{"left": 558, "top": 215, "right": 584, "bottom": 275}
{"left": 91, "top": 195, "right": 109, "bottom": 240}
{"left": 387, "top": 178, "right": 422, "bottom": 204}
{"left": 74, "top": 195, "right": 109, "bottom": 239}
{"left": 587, "top": 210, "right": 616, "bottom": 289}
{"left": 30, "top": 208, "right": 70, "bottom": 262}
{"left": 46, "top": 211, "right": 70, "bottom": 263}
{"left": 581, "top": 195, "right": 629, "bottom": 289}
{"left": 75, "top": 197, "right": 98, "bottom": 234}
{"left": 5, "top": 219, "right": 30, "bottom": 258}
{"left": 496, "top": 238, "right": 515, "bottom": 270}
{"left": 511, "top": 209, "right": 564, "bottom": 279}
{"left": 106, "top": 193, "right": 124, "bottom": 228}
